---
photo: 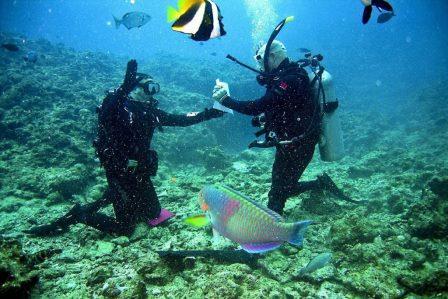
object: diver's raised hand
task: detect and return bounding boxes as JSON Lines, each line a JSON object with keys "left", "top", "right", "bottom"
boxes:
{"left": 121, "top": 59, "right": 138, "bottom": 95}
{"left": 213, "top": 79, "right": 230, "bottom": 103}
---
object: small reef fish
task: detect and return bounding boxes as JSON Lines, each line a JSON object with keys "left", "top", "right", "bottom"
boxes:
{"left": 23, "top": 51, "right": 38, "bottom": 63}
{"left": 361, "top": 0, "right": 394, "bottom": 24}
{"left": 377, "top": 12, "right": 396, "bottom": 24}
{"left": 185, "top": 185, "right": 312, "bottom": 253}
{"left": 1, "top": 43, "right": 20, "bottom": 52}
{"left": 297, "top": 252, "right": 332, "bottom": 276}
{"left": 298, "top": 48, "right": 311, "bottom": 53}
{"left": 167, "top": 0, "right": 226, "bottom": 41}
{"left": 113, "top": 12, "right": 151, "bottom": 30}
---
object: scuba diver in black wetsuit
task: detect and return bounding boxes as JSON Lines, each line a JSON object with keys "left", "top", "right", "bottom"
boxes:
{"left": 213, "top": 18, "right": 359, "bottom": 215}
{"left": 27, "top": 60, "right": 223, "bottom": 236}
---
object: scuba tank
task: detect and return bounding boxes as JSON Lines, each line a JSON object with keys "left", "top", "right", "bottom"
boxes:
{"left": 309, "top": 70, "right": 344, "bottom": 162}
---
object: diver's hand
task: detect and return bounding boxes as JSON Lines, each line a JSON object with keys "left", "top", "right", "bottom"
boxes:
{"left": 121, "top": 59, "right": 138, "bottom": 94}
{"left": 204, "top": 108, "right": 225, "bottom": 119}
{"left": 213, "top": 79, "right": 230, "bottom": 103}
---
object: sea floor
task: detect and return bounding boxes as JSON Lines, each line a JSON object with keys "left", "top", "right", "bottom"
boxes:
{"left": 0, "top": 33, "right": 447, "bottom": 298}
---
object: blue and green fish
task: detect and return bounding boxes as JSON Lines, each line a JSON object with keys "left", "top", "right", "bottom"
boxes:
{"left": 186, "top": 185, "right": 312, "bottom": 253}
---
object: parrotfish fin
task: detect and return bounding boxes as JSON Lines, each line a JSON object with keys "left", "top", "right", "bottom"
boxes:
{"left": 241, "top": 242, "right": 282, "bottom": 253}
{"left": 185, "top": 214, "right": 209, "bottom": 227}
{"left": 288, "top": 220, "right": 312, "bottom": 247}
{"left": 218, "top": 185, "right": 284, "bottom": 222}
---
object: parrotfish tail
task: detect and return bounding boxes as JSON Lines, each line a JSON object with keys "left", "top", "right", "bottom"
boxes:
{"left": 113, "top": 15, "right": 121, "bottom": 29}
{"left": 288, "top": 220, "right": 312, "bottom": 247}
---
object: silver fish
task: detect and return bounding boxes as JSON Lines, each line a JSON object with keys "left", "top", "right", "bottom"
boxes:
{"left": 113, "top": 12, "right": 151, "bottom": 30}
{"left": 298, "top": 252, "right": 332, "bottom": 276}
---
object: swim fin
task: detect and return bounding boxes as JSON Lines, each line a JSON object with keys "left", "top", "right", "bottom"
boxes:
{"left": 318, "top": 173, "right": 366, "bottom": 204}
{"left": 148, "top": 208, "right": 175, "bottom": 227}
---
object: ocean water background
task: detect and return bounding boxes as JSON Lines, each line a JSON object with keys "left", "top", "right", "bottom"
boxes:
{"left": 2, "top": 0, "right": 447, "bottom": 104}
{"left": 1, "top": 0, "right": 448, "bottom": 298}
{"left": 2, "top": 0, "right": 447, "bottom": 149}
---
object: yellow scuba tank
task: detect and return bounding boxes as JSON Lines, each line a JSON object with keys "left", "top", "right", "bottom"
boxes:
{"left": 310, "top": 70, "right": 345, "bottom": 162}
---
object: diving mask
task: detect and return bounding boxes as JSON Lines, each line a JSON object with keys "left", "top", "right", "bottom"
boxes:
{"left": 135, "top": 73, "right": 160, "bottom": 96}
{"left": 138, "top": 78, "right": 160, "bottom": 96}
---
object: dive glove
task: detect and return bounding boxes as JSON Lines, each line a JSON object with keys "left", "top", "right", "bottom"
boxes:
{"left": 120, "top": 59, "right": 139, "bottom": 95}
{"left": 212, "top": 79, "right": 230, "bottom": 103}
{"left": 204, "top": 108, "right": 225, "bottom": 119}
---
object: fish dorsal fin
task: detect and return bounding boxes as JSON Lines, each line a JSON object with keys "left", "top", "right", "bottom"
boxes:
{"left": 178, "top": 0, "right": 203, "bottom": 13}
{"left": 218, "top": 185, "right": 284, "bottom": 222}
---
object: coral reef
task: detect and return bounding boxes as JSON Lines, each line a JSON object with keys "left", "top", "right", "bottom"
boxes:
{"left": 0, "top": 32, "right": 447, "bottom": 298}
{"left": 0, "top": 238, "right": 39, "bottom": 298}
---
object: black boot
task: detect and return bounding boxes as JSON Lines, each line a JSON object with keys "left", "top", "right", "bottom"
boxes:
{"left": 318, "top": 173, "right": 366, "bottom": 204}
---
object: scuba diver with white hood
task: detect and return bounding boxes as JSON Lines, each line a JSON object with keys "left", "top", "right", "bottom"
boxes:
{"left": 213, "top": 17, "right": 361, "bottom": 215}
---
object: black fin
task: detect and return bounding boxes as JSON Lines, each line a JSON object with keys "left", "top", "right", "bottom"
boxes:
{"left": 362, "top": 5, "right": 373, "bottom": 24}
{"left": 373, "top": 0, "right": 393, "bottom": 11}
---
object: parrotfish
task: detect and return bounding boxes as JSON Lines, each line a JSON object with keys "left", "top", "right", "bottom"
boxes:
{"left": 186, "top": 185, "right": 312, "bottom": 253}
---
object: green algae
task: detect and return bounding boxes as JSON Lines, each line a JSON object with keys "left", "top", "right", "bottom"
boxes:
{"left": 0, "top": 238, "right": 40, "bottom": 298}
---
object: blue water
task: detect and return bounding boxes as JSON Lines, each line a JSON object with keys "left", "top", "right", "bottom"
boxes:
{"left": 1, "top": 0, "right": 447, "bottom": 102}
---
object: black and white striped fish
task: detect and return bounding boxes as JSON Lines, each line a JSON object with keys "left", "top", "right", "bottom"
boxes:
{"left": 167, "top": 0, "right": 226, "bottom": 41}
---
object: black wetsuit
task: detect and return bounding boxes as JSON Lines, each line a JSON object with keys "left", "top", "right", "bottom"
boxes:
{"left": 80, "top": 90, "right": 222, "bottom": 235}
{"left": 27, "top": 60, "right": 222, "bottom": 237}
{"left": 222, "top": 59, "right": 321, "bottom": 214}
